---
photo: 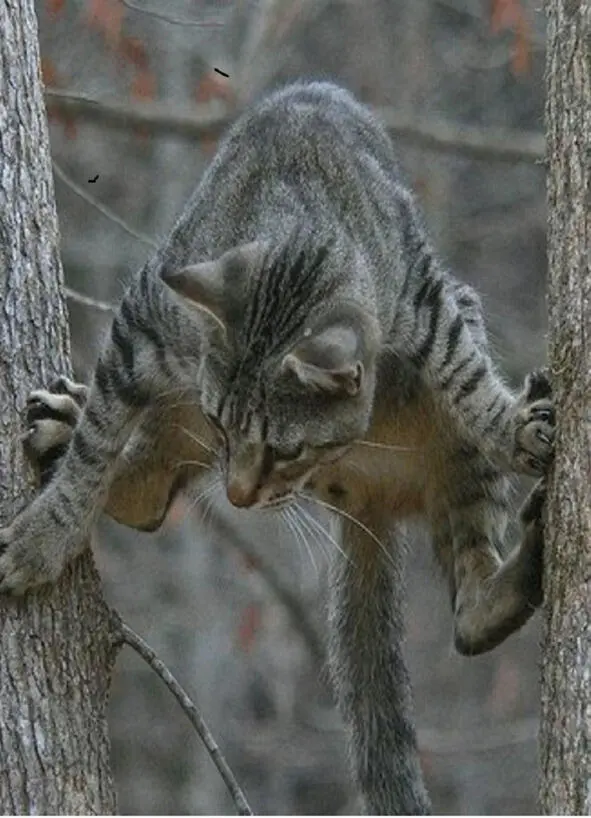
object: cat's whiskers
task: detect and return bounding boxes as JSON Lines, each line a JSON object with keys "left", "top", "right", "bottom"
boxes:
{"left": 185, "top": 475, "right": 222, "bottom": 524}
{"left": 198, "top": 482, "right": 220, "bottom": 535}
{"left": 335, "top": 457, "right": 372, "bottom": 479}
{"left": 280, "top": 507, "right": 313, "bottom": 578}
{"left": 352, "top": 439, "right": 417, "bottom": 453}
{"left": 173, "top": 424, "right": 218, "bottom": 455}
{"left": 290, "top": 504, "right": 330, "bottom": 563}
{"left": 283, "top": 505, "right": 320, "bottom": 577}
{"left": 154, "top": 384, "right": 195, "bottom": 404}
{"left": 295, "top": 501, "right": 351, "bottom": 564}
{"left": 158, "top": 397, "right": 199, "bottom": 413}
{"left": 175, "top": 458, "right": 213, "bottom": 470}
{"left": 278, "top": 507, "right": 300, "bottom": 558}
{"left": 292, "top": 505, "right": 331, "bottom": 564}
{"left": 301, "top": 493, "right": 394, "bottom": 571}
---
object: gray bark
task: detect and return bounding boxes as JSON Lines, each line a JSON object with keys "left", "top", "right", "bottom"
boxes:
{"left": 540, "top": 0, "right": 591, "bottom": 813}
{"left": 0, "top": 1, "right": 117, "bottom": 812}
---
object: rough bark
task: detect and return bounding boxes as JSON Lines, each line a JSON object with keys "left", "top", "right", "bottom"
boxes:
{"left": 0, "top": 1, "right": 118, "bottom": 813}
{"left": 540, "top": 0, "right": 591, "bottom": 813}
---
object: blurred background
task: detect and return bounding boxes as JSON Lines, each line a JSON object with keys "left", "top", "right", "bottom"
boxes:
{"left": 37, "top": 0, "right": 548, "bottom": 813}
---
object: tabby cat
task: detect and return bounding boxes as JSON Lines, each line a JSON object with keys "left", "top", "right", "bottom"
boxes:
{"left": 0, "top": 82, "right": 554, "bottom": 814}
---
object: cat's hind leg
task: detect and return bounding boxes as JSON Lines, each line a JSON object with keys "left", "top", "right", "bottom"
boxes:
{"left": 448, "top": 372, "right": 553, "bottom": 653}
{"left": 447, "top": 476, "right": 546, "bottom": 655}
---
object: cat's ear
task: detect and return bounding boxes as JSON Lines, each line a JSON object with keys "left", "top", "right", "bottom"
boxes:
{"left": 161, "top": 259, "right": 226, "bottom": 331}
{"left": 160, "top": 242, "right": 266, "bottom": 333}
{"left": 281, "top": 325, "right": 365, "bottom": 397}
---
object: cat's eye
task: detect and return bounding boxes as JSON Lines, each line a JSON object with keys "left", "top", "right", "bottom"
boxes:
{"left": 271, "top": 442, "right": 305, "bottom": 462}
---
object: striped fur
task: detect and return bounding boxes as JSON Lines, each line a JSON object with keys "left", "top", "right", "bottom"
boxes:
{"left": 0, "top": 82, "right": 554, "bottom": 814}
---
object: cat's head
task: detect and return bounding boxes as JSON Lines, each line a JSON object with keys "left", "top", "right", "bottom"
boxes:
{"left": 161, "top": 238, "right": 379, "bottom": 508}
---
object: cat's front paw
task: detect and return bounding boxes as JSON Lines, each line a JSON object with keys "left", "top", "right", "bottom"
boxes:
{"left": 23, "top": 376, "right": 87, "bottom": 485}
{"left": 512, "top": 370, "right": 555, "bottom": 476}
{"left": 0, "top": 513, "right": 66, "bottom": 595}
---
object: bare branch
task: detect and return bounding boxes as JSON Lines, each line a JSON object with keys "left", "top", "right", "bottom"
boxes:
{"left": 202, "top": 503, "right": 326, "bottom": 666}
{"left": 418, "top": 717, "right": 537, "bottom": 755}
{"left": 52, "top": 160, "right": 157, "bottom": 248}
{"left": 45, "top": 89, "right": 230, "bottom": 141}
{"left": 237, "top": 716, "right": 537, "bottom": 769}
{"left": 44, "top": 89, "right": 545, "bottom": 164}
{"left": 375, "top": 107, "right": 545, "bottom": 164}
{"left": 120, "top": 0, "right": 225, "bottom": 27}
{"left": 64, "top": 286, "right": 115, "bottom": 314}
{"left": 116, "top": 620, "right": 253, "bottom": 816}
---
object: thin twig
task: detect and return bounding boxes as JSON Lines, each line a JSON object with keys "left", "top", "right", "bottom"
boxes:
{"left": 116, "top": 620, "right": 253, "bottom": 816}
{"left": 52, "top": 160, "right": 158, "bottom": 249}
{"left": 64, "top": 286, "right": 115, "bottom": 314}
{"left": 418, "top": 717, "right": 538, "bottom": 755}
{"left": 120, "top": 0, "right": 225, "bottom": 27}
{"left": 44, "top": 89, "right": 545, "bottom": 164}
{"left": 375, "top": 107, "right": 545, "bottom": 164}
{"left": 45, "top": 89, "right": 229, "bottom": 141}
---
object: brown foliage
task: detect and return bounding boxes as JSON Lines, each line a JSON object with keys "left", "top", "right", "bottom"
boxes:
{"left": 490, "top": 0, "right": 531, "bottom": 76}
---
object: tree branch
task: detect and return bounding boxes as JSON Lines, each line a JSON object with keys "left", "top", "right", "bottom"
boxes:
{"left": 120, "top": 0, "right": 225, "bottom": 27}
{"left": 44, "top": 89, "right": 545, "bottom": 164}
{"left": 376, "top": 108, "right": 545, "bottom": 164}
{"left": 418, "top": 717, "right": 537, "bottom": 756}
{"left": 45, "top": 89, "right": 229, "bottom": 141}
{"left": 52, "top": 160, "right": 157, "bottom": 248}
{"left": 64, "top": 286, "right": 115, "bottom": 314}
{"left": 115, "top": 620, "right": 253, "bottom": 816}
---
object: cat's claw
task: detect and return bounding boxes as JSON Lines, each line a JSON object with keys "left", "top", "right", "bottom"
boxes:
{"left": 0, "top": 377, "right": 88, "bottom": 595}
{"left": 512, "top": 370, "right": 555, "bottom": 477}
{"left": 23, "top": 378, "right": 87, "bottom": 484}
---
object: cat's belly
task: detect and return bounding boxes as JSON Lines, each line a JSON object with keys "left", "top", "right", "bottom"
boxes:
{"left": 313, "top": 445, "right": 428, "bottom": 520}
{"left": 310, "top": 385, "right": 446, "bottom": 520}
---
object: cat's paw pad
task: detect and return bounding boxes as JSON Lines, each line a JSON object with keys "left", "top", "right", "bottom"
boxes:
{"left": 23, "top": 378, "right": 87, "bottom": 483}
{"left": 26, "top": 377, "right": 87, "bottom": 429}
{"left": 0, "top": 523, "right": 62, "bottom": 595}
{"left": 513, "top": 398, "right": 555, "bottom": 475}
{"left": 513, "top": 371, "right": 555, "bottom": 476}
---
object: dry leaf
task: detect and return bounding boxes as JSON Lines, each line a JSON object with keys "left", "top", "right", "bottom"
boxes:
{"left": 490, "top": 0, "right": 531, "bottom": 76}
{"left": 86, "top": 0, "right": 124, "bottom": 49}
{"left": 46, "top": 0, "right": 66, "bottom": 17}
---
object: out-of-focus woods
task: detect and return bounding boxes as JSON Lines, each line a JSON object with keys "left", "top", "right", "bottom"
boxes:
{"left": 37, "top": 0, "right": 548, "bottom": 813}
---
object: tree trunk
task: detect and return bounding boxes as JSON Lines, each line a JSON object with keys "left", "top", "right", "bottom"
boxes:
{"left": 0, "top": 2, "right": 118, "bottom": 812}
{"left": 540, "top": 0, "right": 591, "bottom": 814}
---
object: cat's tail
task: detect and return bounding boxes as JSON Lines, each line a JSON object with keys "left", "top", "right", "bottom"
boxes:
{"left": 328, "top": 517, "right": 431, "bottom": 815}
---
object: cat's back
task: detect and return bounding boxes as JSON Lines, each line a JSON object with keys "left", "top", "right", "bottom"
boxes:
{"left": 231, "top": 81, "right": 399, "bottom": 175}
{"left": 188, "top": 80, "right": 406, "bottom": 254}
{"left": 158, "top": 81, "right": 408, "bottom": 284}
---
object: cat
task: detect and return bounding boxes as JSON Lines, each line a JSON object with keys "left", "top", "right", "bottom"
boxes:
{"left": 0, "top": 81, "right": 554, "bottom": 814}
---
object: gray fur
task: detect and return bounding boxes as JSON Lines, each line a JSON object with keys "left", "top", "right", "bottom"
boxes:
{"left": 0, "top": 82, "right": 554, "bottom": 814}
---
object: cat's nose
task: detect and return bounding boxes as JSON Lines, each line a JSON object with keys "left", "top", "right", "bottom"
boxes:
{"left": 226, "top": 478, "right": 258, "bottom": 508}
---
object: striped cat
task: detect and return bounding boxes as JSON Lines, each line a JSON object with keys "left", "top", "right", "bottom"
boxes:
{"left": 0, "top": 82, "right": 554, "bottom": 814}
